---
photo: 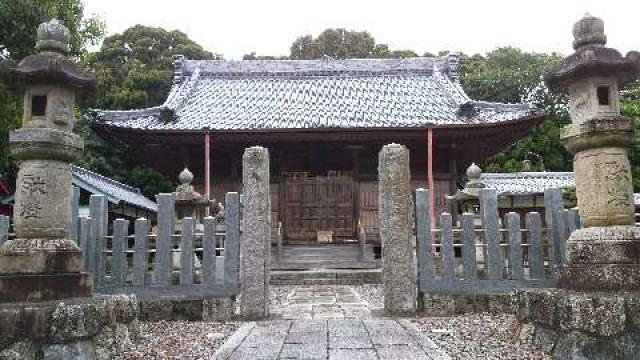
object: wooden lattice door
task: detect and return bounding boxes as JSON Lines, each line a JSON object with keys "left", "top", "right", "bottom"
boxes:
{"left": 283, "top": 175, "right": 354, "bottom": 241}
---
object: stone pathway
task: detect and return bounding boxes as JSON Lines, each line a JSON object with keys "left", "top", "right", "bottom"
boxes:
{"left": 271, "top": 285, "right": 376, "bottom": 320}
{"left": 213, "top": 319, "right": 451, "bottom": 360}
{"left": 215, "top": 286, "right": 451, "bottom": 359}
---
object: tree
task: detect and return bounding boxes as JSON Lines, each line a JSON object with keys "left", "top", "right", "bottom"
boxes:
{"left": 458, "top": 47, "right": 572, "bottom": 172}
{"left": 76, "top": 25, "right": 221, "bottom": 197}
{"left": 86, "top": 25, "right": 220, "bottom": 110}
{"left": 621, "top": 81, "right": 640, "bottom": 191}
{"left": 289, "top": 28, "right": 419, "bottom": 60}
{"left": 0, "top": 0, "right": 104, "bottom": 184}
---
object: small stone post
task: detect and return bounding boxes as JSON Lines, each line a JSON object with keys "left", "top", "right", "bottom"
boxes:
{"left": 516, "top": 15, "right": 640, "bottom": 358}
{"left": 378, "top": 143, "right": 416, "bottom": 314}
{"left": 0, "top": 19, "right": 94, "bottom": 302}
{"left": 240, "top": 146, "right": 271, "bottom": 319}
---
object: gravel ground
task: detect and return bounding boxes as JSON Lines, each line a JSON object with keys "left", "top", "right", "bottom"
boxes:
{"left": 120, "top": 320, "right": 240, "bottom": 360}
{"left": 119, "top": 286, "right": 549, "bottom": 359}
{"left": 350, "top": 284, "right": 549, "bottom": 360}
{"left": 352, "top": 284, "right": 384, "bottom": 309}
{"left": 410, "top": 314, "right": 550, "bottom": 360}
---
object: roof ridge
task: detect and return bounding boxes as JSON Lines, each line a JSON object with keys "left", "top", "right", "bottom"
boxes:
{"left": 482, "top": 172, "right": 575, "bottom": 178}
{"left": 181, "top": 57, "right": 446, "bottom": 76}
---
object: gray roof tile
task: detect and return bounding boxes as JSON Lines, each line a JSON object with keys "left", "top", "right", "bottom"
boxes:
{"left": 481, "top": 172, "right": 576, "bottom": 196}
{"left": 87, "top": 57, "right": 540, "bottom": 131}
{"left": 71, "top": 165, "right": 157, "bottom": 212}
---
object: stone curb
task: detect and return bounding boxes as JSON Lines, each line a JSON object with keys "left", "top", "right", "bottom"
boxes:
{"left": 398, "top": 319, "right": 452, "bottom": 360}
{"left": 211, "top": 322, "right": 255, "bottom": 360}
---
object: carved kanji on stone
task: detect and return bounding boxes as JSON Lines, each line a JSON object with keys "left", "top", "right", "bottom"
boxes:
{"left": 22, "top": 174, "right": 47, "bottom": 195}
{"left": 20, "top": 202, "right": 42, "bottom": 219}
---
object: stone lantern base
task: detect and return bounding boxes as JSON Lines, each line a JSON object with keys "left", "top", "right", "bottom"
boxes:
{"left": 556, "top": 226, "right": 640, "bottom": 292}
{"left": 516, "top": 289, "right": 640, "bottom": 359}
{"left": 0, "top": 294, "right": 140, "bottom": 359}
{"left": 0, "top": 239, "right": 91, "bottom": 303}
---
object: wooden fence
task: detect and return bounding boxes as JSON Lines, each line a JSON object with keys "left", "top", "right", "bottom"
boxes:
{"left": 415, "top": 188, "right": 580, "bottom": 294}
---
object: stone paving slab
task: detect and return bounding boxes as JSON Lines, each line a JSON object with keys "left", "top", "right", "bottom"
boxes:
{"left": 213, "top": 319, "right": 451, "bottom": 359}
{"left": 272, "top": 285, "right": 375, "bottom": 320}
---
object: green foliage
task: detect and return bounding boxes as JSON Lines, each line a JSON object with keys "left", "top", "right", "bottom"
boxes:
{"left": 621, "top": 81, "right": 640, "bottom": 191}
{"left": 86, "top": 25, "right": 219, "bottom": 110}
{"left": 74, "top": 120, "right": 173, "bottom": 198}
{"left": 458, "top": 47, "right": 572, "bottom": 172}
{"left": 0, "top": 0, "right": 104, "bottom": 183}
{"left": 0, "top": 0, "right": 104, "bottom": 60}
{"left": 562, "top": 186, "right": 577, "bottom": 208}
{"left": 289, "top": 28, "right": 420, "bottom": 60}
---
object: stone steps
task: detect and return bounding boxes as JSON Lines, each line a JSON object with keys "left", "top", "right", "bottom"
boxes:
{"left": 270, "top": 268, "right": 381, "bottom": 285}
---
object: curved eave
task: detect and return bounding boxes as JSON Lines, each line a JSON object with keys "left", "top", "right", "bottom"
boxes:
{"left": 86, "top": 110, "right": 544, "bottom": 134}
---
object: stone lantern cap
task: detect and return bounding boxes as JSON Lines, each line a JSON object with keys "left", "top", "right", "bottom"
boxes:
{"left": 174, "top": 167, "right": 213, "bottom": 206}
{"left": 2, "top": 19, "right": 96, "bottom": 97}
{"left": 448, "top": 163, "right": 486, "bottom": 202}
{"left": 544, "top": 14, "right": 640, "bottom": 92}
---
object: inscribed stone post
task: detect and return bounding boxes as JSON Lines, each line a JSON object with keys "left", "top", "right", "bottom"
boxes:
{"left": 240, "top": 146, "right": 271, "bottom": 319}
{"left": 378, "top": 143, "right": 416, "bottom": 314}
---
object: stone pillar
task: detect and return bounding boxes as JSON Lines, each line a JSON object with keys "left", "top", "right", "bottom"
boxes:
{"left": 516, "top": 15, "right": 640, "bottom": 358}
{"left": 0, "top": 19, "right": 94, "bottom": 302}
{"left": 378, "top": 143, "right": 416, "bottom": 314}
{"left": 240, "top": 146, "right": 271, "bottom": 319}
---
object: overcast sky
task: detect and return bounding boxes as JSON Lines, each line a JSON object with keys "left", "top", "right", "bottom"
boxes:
{"left": 83, "top": 0, "right": 639, "bottom": 60}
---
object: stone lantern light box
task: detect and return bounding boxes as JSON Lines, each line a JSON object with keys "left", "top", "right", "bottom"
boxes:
{"left": 10, "top": 19, "right": 94, "bottom": 132}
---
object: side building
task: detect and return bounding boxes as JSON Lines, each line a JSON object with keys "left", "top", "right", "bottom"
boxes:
{"left": 87, "top": 55, "right": 544, "bottom": 243}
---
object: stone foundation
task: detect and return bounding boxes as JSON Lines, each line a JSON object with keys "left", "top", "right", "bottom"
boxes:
{"left": 516, "top": 289, "right": 640, "bottom": 359}
{"left": 420, "top": 293, "right": 516, "bottom": 316}
{"left": 139, "top": 297, "right": 236, "bottom": 321}
{"left": 0, "top": 294, "right": 140, "bottom": 360}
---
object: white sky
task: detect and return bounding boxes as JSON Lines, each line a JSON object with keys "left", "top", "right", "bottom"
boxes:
{"left": 83, "top": 0, "right": 639, "bottom": 60}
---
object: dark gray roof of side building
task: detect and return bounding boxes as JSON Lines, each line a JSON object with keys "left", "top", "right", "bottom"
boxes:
{"left": 481, "top": 172, "right": 576, "bottom": 196}
{"left": 86, "top": 56, "right": 541, "bottom": 131}
{"left": 70, "top": 165, "right": 157, "bottom": 212}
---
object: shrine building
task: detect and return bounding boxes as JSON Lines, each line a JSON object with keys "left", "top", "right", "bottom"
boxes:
{"left": 86, "top": 55, "right": 544, "bottom": 243}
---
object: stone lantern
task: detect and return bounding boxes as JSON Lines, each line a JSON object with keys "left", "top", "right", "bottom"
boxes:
{"left": 516, "top": 15, "right": 640, "bottom": 358}
{"left": 447, "top": 162, "right": 485, "bottom": 214}
{"left": 174, "top": 167, "right": 214, "bottom": 225}
{"left": 544, "top": 14, "right": 640, "bottom": 291}
{"left": 0, "top": 19, "right": 94, "bottom": 301}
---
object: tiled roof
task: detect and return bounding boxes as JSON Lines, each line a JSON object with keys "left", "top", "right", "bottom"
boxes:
{"left": 481, "top": 172, "right": 576, "bottom": 196}
{"left": 70, "top": 165, "right": 157, "bottom": 212}
{"left": 86, "top": 57, "right": 541, "bottom": 131}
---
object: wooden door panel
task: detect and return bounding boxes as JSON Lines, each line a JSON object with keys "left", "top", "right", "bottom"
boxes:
{"left": 283, "top": 175, "right": 354, "bottom": 241}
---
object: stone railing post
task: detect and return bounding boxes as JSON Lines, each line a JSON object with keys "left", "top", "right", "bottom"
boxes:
{"left": 240, "top": 146, "right": 271, "bottom": 319}
{"left": 378, "top": 143, "right": 416, "bottom": 314}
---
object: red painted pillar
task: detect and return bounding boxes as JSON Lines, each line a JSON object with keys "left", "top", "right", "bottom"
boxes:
{"left": 427, "top": 128, "right": 435, "bottom": 226}
{"left": 204, "top": 132, "right": 211, "bottom": 216}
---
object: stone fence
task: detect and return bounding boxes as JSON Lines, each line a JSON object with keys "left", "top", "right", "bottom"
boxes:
{"left": 415, "top": 188, "right": 579, "bottom": 315}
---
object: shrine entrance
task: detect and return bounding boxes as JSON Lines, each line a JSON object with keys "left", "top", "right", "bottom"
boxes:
{"left": 282, "top": 173, "right": 355, "bottom": 243}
